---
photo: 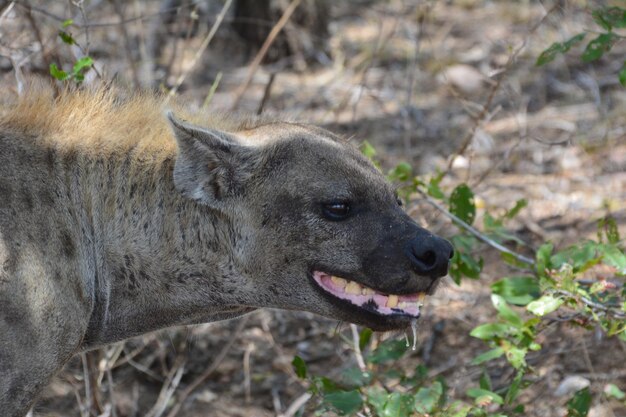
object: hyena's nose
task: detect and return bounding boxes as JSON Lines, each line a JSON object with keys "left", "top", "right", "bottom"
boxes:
{"left": 406, "top": 234, "right": 454, "bottom": 278}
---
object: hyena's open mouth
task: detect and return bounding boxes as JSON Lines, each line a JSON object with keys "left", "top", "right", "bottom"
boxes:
{"left": 312, "top": 271, "right": 425, "bottom": 318}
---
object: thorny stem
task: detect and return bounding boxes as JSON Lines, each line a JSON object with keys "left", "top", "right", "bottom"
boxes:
{"left": 415, "top": 188, "right": 535, "bottom": 265}
{"left": 554, "top": 290, "right": 626, "bottom": 319}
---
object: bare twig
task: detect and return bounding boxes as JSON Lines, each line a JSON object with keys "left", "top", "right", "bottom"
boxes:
{"left": 402, "top": 2, "right": 430, "bottom": 157}
{"left": 350, "top": 324, "right": 367, "bottom": 371}
{"left": 243, "top": 342, "right": 254, "bottom": 403}
{"left": 230, "top": 0, "right": 302, "bottom": 110}
{"left": 256, "top": 72, "right": 276, "bottom": 115}
{"left": 145, "top": 355, "right": 187, "bottom": 417}
{"left": 415, "top": 188, "right": 535, "bottom": 265}
{"left": 444, "top": 4, "right": 558, "bottom": 179}
{"left": 278, "top": 392, "right": 313, "bottom": 417}
{"left": 167, "top": 0, "right": 232, "bottom": 98}
{"left": 554, "top": 290, "right": 626, "bottom": 319}
{"left": 112, "top": 0, "right": 140, "bottom": 87}
{"left": 165, "top": 315, "right": 250, "bottom": 417}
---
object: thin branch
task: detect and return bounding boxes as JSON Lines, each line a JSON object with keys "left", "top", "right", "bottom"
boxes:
{"left": 554, "top": 290, "right": 626, "bottom": 319}
{"left": 167, "top": 0, "right": 232, "bottom": 98}
{"left": 415, "top": 188, "right": 535, "bottom": 265}
{"left": 278, "top": 392, "right": 313, "bottom": 417}
{"left": 350, "top": 324, "right": 367, "bottom": 371}
{"left": 112, "top": 0, "right": 140, "bottom": 87}
{"left": 164, "top": 315, "right": 250, "bottom": 417}
{"left": 146, "top": 356, "right": 187, "bottom": 417}
{"left": 230, "top": 0, "right": 302, "bottom": 110}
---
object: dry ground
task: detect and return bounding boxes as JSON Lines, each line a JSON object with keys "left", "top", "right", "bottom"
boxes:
{"left": 0, "top": 1, "right": 624, "bottom": 416}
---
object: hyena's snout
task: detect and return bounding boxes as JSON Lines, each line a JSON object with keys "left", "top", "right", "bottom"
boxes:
{"left": 405, "top": 233, "right": 454, "bottom": 279}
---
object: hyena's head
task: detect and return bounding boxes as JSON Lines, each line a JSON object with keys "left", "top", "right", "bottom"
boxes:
{"left": 168, "top": 113, "right": 453, "bottom": 331}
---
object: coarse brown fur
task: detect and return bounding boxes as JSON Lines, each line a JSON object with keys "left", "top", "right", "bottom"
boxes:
{"left": 0, "top": 83, "right": 452, "bottom": 417}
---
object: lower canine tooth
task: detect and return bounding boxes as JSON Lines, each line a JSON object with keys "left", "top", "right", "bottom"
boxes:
{"left": 418, "top": 292, "right": 426, "bottom": 302}
{"left": 345, "top": 282, "right": 362, "bottom": 294}
{"left": 387, "top": 295, "right": 398, "bottom": 308}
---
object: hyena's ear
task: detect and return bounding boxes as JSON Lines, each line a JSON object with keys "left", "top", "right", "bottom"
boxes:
{"left": 167, "top": 112, "right": 258, "bottom": 207}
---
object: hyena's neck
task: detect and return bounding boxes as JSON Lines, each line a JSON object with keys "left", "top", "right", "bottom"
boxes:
{"left": 79, "top": 150, "right": 251, "bottom": 348}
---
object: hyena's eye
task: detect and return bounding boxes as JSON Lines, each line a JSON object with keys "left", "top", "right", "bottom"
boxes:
{"left": 396, "top": 197, "right": 403, "bottom": 207}
{"left": 322, "top": 202, "right": 351, "bottom": 221}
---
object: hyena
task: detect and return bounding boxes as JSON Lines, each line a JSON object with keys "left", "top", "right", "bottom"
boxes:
{"left": 0, "top": 85, "right": 453, "bottom": 416}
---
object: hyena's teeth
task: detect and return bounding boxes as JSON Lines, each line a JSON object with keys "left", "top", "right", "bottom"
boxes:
{"left": 418, "top": 292, "right": 426, "bottom": 302}
{"left": 387, "top": 294, "right": 398, "bottom": 308}
{"left": 345, "top": 281, "right": 362, "bottom": 295}
{"left": 362, "top": 287, "right": 375, "bottom": 295}
{"left": 331, "top": 276, "right": 348, "bottom": 288}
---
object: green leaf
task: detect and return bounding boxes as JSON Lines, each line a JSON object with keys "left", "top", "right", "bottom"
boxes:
{"left": 592, "top": 7, "right": 626, "bottom": 30}
{"left": 471, "top": 347, "right": 505, "bottom": 365}
{"left": 620, "top": 65, "right": 626, "bottom": 87}
{"left": 479, "top": 372, "right": 492, "bottom": 391}
{"left": 368, "top": 339, "right": 408, "bottom": 364}
{"left": 360, "top": 141, "right": 377, "bottom": 160}
{"left": 505, "top": 199, "right": 528, "bottom": 219}
{"left": 388, "top": 162, "right": 412, "bottom": 182}
{"left": 292, "top": 356, "right": 307, "bottom": 379}
{"left": 62, "top": 19, "right": 74, "bottom": 28}
{"left": 491, "top": 294, "right": 523, "bottom": 328}
{"left": 58, "top": 30, "right": 76, "bottom": 45}
{"left": 582, "top": 33, "right": 616, "bottom": 62}
{"left": 365, "top": 386, "right": 388, "bottom": 415}
{"left": 536, "top": 33, "right": 586, "bottom": 66}
{"left": 527, "top": 295, "right": 563, "bottom": 316}
{"left": 470, "top": 323, "right": 511, "bottom": 340}
{"left": 341, "top": 367, "right": 372, "bottom": 388}
{"left": 427, "top": 173, "right": 446, "bottom": 199}
{"left": 359, "top": 328, "right": 373, "bottom": 351}
{"left": 72, "top": 56, "right": 93, "bottom": 75}
{"left": 604, "top": 383, "right": 625, "bottom": 400}
{"left": 505, "top": 371, "right": 525, "bottom": 404}
{"left": 382, "top": 392, "right": 413, "bottom": 417}
{"left": 491, "top": 276, "right": 540, "bottom": 306}
{"left": 505, "top": 346, "right": 527, "bottom": 369}
{"left": 551, "top": 241, "right": 601, "bottom": 273}
{"left": 324, "top": 390, "right": 363, "bottom": 415}
{"left": 536, "top": 242, "right": 553, "bottom": 276}
{"left": 466, "top": 388, "right": 504, "bottom": 405}
{"left": 49, "top": 63, "right": 69, "bottom": 81}
{"left": 602, "top": 244, "right": 626, "bottom": 273}
{"left": 566, "top": 387, "right": 592, "bottom": 417}
{"left": 444, "top": 401, "right": 472, "bottom": 417}
{"left": 449, "top": 183, "right": 476, "bottom": 225}
{"left": 414, "top": 381, "right": 443, "bottom": 414}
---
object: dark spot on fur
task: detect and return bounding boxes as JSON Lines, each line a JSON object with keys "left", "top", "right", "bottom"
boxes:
{"left": 45, "top": 148, "right": 56, "bottom": 172}
{"left": 0, "top": 181, "right": 13, "bottom": 209}
{"left": 54, "top": 271, "right": 62, "bottom": 281}
{"left": 269, "top": 284, "right": 279, "bottom": 296}
{"left": 39, "top": 189, "right": 55, "bottom": 207}
{"left": 60, "top": 230, "right": 76, "bottom": 258}
{"left": 20, "top": 188, "right": 34, "bottom": 211}
{"left": 0, "top": 298, "right": 27, "bottom": 325}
